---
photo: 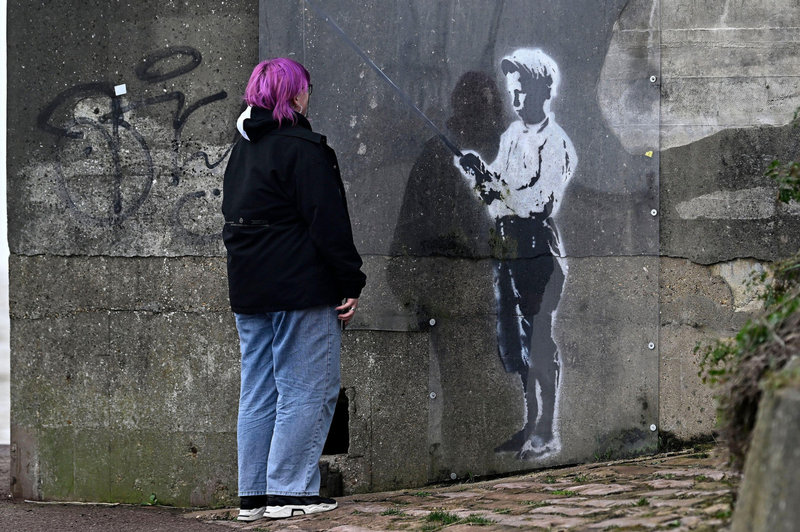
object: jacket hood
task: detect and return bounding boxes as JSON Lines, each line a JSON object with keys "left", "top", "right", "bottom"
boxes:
{"left": 237, "top": 106, "right": 312, "bottom": 142}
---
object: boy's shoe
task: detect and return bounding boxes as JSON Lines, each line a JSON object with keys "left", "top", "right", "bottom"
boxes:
{"left": 266, "top": 495, "right": 338, "bottom": 518}
{"left": 237, "top": 495, "right": 268, "bottom": 522}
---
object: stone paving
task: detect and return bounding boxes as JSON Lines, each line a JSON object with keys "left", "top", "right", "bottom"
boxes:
{"left": 188, "top": 445, "right": 738, "bottom": 532}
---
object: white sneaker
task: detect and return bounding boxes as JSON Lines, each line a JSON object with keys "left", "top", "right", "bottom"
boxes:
{"left": 266, "top": 496, "right": 338, "bottom": 519}
{"left": 237, "top": 506, "right": 266, "bottom": 521}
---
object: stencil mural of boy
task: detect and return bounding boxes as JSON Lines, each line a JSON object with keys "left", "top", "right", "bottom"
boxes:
{"left": 456, "top": 48, "right": 577, "bottom": 460}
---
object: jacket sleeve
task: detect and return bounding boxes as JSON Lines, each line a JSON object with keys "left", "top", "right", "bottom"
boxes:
{"left": 294, "top": 158, "right": 367, "bottom": 299}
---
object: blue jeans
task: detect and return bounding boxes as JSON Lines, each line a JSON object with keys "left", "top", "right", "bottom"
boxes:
{"left": 235, "top": 305, "right": 341, "bottom": 497}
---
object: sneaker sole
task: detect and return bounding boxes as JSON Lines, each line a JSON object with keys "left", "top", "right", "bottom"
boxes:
{"left": 267, "top": 502, "right": 338, "bottom": 519}
{"left": 237, "top": 507, "right": 266, "bottom": 521}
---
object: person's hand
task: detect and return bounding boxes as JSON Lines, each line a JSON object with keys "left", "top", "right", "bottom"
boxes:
{"left": 336, "top": 298, "right": 359, "bottom": 326}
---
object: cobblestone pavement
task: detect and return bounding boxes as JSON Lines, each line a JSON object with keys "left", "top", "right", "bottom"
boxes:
{"left": 188, "top": 445, "right": 738, "bottom": 532}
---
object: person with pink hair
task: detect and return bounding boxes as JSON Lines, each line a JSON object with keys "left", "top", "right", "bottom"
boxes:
{"left": 222, "top": 58, "right": 366, "bottom": 521}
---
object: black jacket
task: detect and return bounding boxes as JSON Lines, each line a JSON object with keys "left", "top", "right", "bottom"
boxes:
{"left": 222, "top": 107, "right": 366, "bottom": 313}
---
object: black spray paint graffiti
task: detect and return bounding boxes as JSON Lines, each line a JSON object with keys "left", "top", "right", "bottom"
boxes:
{"left": 457, "top": 49, "right": 577, "bottom": 460}
{"left": 37, "top": 46, "right": 235, "bottom": 242}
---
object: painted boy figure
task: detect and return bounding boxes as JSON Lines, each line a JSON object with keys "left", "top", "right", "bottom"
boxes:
{"left": 456, "top": 48, "right": 577, "bottom": 460}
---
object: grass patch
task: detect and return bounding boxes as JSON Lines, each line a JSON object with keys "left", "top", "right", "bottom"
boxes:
{"left": 462, "top": 514, "right": 494, "bottom": 525}
{"left": 413, "top": 491, "right": 432, "bottom": 497}
{"left": 695, "top": 475, "right": 708, "bottom": 482}
{"left": 594, "top": 449, "right": 614, "bottom": 461}
{"left": 426, "top": 511, "right": 461, "bottom": 525}
{"left": 574, "top": 474, "right": 590, "bottom": 483}
{"left": 493, "top": 508, "right": 512, "bottom": 514}
{"left": 422, "top": 511, "right": 495, "bottom": 529}
{"left": 382, "top": 508, "right": 406, "bottom": 516}
{"left": 715, "top": 509, "right": 732, "bottom": 519}
{"left": 549, "top": 490, "right": 577, "bottom": 497}
{"left": 634, "top": 497, "right": 649, "bottom": 507}
{"left": 542, "top": 475, "right": 557, "bottom": 484}
{"left": 521, "top": 501, "right": 547, "bottom": 508}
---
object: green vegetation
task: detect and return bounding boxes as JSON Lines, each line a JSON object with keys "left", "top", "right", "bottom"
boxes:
{"left": 425, "top": 511, "right": 462, "bottom": 526}
{"left": 634, "top": 497, "right": 649, "bottom": 507}
{"left": 542, "top": 475, "right": 557, "bottom": 484}
{"left": 521, "top": 500, "right": 547, "bottom": 507}
{"left": 697, "top": 113, "right": 800, "bottom": 468}
{"left": 695, "top": 475, "right": 708, "bottom": 482}
{"left": 549, "top": 490, "right": 577, "bottom": 497}
{"left": 574, "top": 474, "right": 590, "bottom": 483}
{"left": 413, "top": 491, "right": 432, "bottom": 497}
{"left": 462, "top": 514, "right": 494, "bottom": 525}
{"left": 493, "top": 508, "right": 512, "bottom": 514}
{"left": 421, "top": 511, "right": 496, "bottom": 529}
{"left": 766, "top": 109, "right": 800, "bottom": 204}
{"left": 382, "top": 508, "right": 407, "bottom": 516}
{"left": 593, "top": 448, "right": 614, "bottom": 462}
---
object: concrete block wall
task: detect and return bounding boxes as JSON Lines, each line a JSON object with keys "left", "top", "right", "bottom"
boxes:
{"left": 7, "top": 0, "right": 257, "bottom": 505}
{"left": 7, "top": 0, "right": 800, "bottom": 505}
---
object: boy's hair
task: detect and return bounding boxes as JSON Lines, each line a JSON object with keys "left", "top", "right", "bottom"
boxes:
{"left": 244, "top": 58, "right": 310, "bottom": 126}
{"left": 501, "top": 48, "right": 560, "bottom": 97}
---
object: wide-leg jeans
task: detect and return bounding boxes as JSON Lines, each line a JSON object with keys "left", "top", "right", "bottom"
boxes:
{"left": 235, "top": 305, "right": 341, "bottom": 497}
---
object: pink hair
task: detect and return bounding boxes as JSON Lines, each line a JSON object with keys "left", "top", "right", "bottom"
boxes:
{"left": 243, "top": 58, "right": 310, "bottom": 126}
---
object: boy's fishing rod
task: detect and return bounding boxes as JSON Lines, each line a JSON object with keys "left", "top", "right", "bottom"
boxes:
{"left": 302, "top": 0, "right": 463, "bottom": 158}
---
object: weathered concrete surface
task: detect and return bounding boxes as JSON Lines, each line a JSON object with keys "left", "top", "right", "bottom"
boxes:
{"left": 600, "top": 0, "right": 800, "bottom": 153}
{"left": 661, "top": 123, "right": 800, "bottom": 264}
{"left": 7, "top": 0, "right": 257, "bottom": 506}
{"left": 10, "top": 258, "right": 241, "bottom": 504}
{"left": 7, "top": 1, "right": 256, "bottom": 257}
{"left": 339, "top": 331, "right": 430, "bottom": 493}
{"left": 732, "top": 360, "right": 800, "bottom": 532}
{"left": 658, "top": 258, "right": 756, "bottom": 441}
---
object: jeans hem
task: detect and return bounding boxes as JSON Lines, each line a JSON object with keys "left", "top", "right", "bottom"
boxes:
{"left": 268, "top": 491, "right": 320, "bottom": 497}
{"left": 238, "top": 491, "right": 268, "bottom": 496}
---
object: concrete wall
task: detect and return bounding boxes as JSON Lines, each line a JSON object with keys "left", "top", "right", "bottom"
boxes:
{"left": 6, "top": 0, "right": 800, "bottom": 505}
{"left": 1, "top": 0, "right": 9, "bottom": 447}
{"left": 7, "top": 0, "right": 257, "bottom": 505}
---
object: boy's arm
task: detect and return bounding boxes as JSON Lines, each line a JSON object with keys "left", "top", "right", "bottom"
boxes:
{"left": 456, "top": 152, "right": 505, "bottom": 204}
